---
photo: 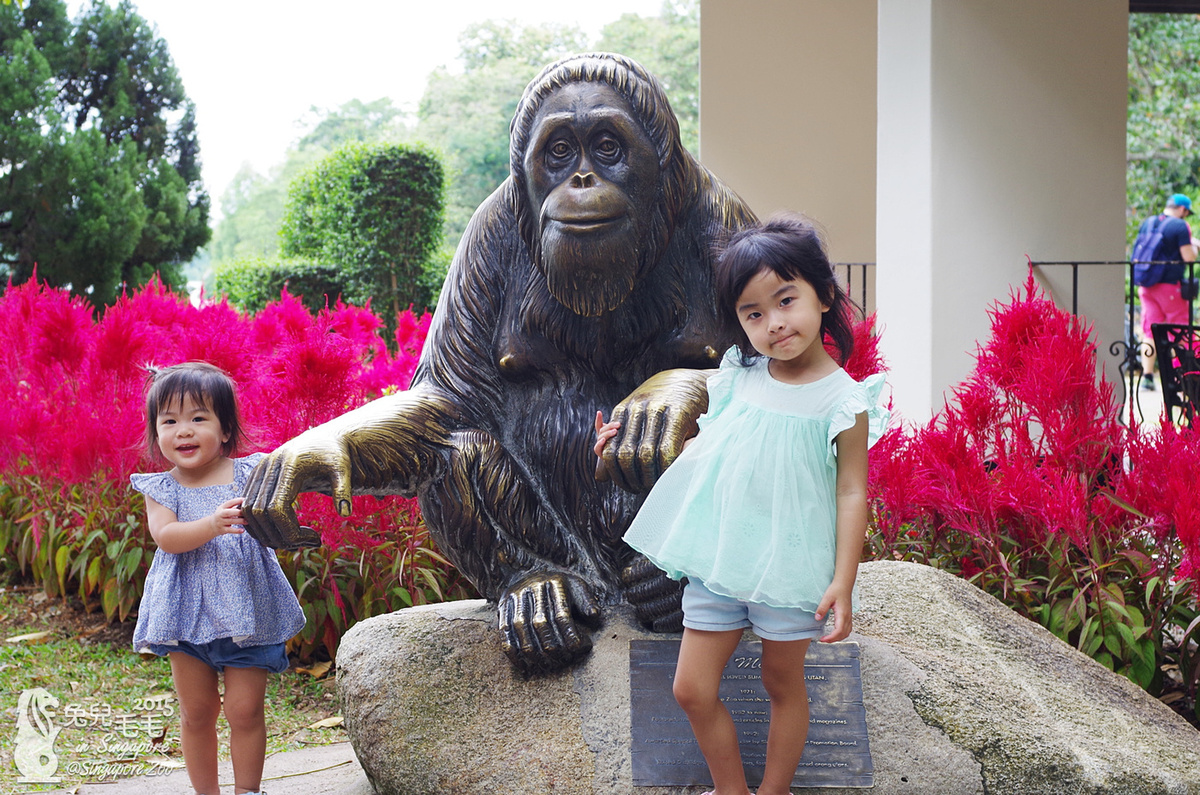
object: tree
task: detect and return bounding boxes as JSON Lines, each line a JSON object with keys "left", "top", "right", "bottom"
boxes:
{"left": 279, "top": 142, "right": 445, "bottom": 320}
{"left": 213, "top": 255, "right": 345, "bottom": 315}
{"left": 0, "top": 0, "right": 209, "bottom": 305}
{"left": 1127, "top": 13, "right": 1200, "bottom": 244}
{"left": 414, "top": 20, "right": 589, "bottom": 244}
{"left": 598, "top": 0, "right": 699, "bottom": 155}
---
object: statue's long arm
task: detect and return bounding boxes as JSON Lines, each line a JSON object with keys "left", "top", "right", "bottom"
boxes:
{"left": 242, "top": 386, "right": 458, "bottom": 549}
{"left": 598, "top": 367, "right": 714, "bottom": 494}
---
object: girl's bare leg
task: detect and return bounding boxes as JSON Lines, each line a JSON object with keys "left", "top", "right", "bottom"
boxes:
{"left": 756, "top": 638, "right": 813, "bottom": 795}
{"left": 673, "top": 628, "right": 753, "bottom": 795}
{"left": 169, "top": 653, "right": 222, "bottom": 795}
{"left": 223, "top": 665, "right": 269, "bottom": 795}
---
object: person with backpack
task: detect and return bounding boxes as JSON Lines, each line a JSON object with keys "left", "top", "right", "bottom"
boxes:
{"left": 1132, "top": 193, "right": 1196, "bottom": 390}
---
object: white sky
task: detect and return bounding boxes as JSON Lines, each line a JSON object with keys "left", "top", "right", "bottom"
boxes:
{"left": 72, "top": 0, "right": 663, "bottom": 214}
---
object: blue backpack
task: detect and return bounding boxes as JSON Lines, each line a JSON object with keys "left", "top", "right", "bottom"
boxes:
{"left": 1132, "top": 215, "right": 1170, "bottom": 287}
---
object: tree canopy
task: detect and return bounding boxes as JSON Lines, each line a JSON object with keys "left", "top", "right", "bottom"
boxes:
{"left": 0, "top": 0, "right": 208, "bottom": 305}
{"left": 414, "top": 20, "right": 590, "bottom": 242}
{"left": 597, "top": 0, "right": 699, "bottom": 154}
{"left": 415, "top": 3, "right": 700, "bottom": 245}
{"left": 1127, "top": 13, "right": 1200, "bottom": 242}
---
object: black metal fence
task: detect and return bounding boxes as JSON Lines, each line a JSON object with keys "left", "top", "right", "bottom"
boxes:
{"left": 1030, "top": 259, "right": 1197, "bottom": 424}
{"left": 835, "top": 262, "right": 874, "bottom": 316}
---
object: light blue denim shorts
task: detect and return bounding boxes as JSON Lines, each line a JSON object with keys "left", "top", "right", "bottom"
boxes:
{"left": 681, "top": 579, "right": 825, "bottom": 641}
{"left": 147, "top": 637, "right": 290, "bottom": 673}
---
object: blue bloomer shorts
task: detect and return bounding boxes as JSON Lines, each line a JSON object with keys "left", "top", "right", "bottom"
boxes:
{"left": 682, "top": 579, "right": 825, "bottom": 641}
{"left": 146, "top": 637, "right": 290, "bottom": 673}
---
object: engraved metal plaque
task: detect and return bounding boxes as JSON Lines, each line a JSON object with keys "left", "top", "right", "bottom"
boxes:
{"left": 630, "top": 640, "right": 873, "bottom": 788}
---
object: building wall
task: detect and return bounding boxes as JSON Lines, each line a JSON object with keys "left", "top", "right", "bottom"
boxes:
{"left": 701, "top": 0, "right": 1129, "bottom": 421}
{"left": 699, "top": 0, "right": 877, "bottom": 265}
{"left": 920, "top": 0, "right": 1129, "bottom": 419}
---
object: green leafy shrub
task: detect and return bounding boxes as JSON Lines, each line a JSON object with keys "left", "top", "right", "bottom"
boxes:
{"left": 281, "top": 141, "right": 445, "bottom": 318}
{"left": 214, "top": 255, "right": 351, "bottom": 315}
{"left": 278, "top": 500, "right": 474, "bottom": 659}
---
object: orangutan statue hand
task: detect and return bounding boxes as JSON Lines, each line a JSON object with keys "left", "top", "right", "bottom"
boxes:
{"left": 242, "top": 431, "right": 348, "bottom": 551}
{"left": 597, "top": 368, "right": 712, "bottom": 494}
{"left": 621, "top": 555, "right": 684, "bottom": 632}
{"left": 498, "top": 572, "right": 603, "bottom": 674}
{"left": 242, "top": 390, "right": 456, "bottom": 551}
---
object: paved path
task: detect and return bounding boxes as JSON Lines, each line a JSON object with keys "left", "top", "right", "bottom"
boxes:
{"left": 39, "top": 741, "right": 373, "bottom": 795}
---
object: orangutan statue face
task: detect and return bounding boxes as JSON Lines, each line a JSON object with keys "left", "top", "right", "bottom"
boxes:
{"left": 522, "top": 82, "right": 662, "bottom": 317}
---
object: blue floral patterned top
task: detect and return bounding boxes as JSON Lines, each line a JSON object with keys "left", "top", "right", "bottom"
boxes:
{"left": 130, "top": 453, "right": 306, "bottom": 651}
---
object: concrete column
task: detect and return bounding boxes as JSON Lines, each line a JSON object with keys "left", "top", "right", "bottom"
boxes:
{"left": 700, "top": 0, "right": 1129, "bottom": 420}
{"left": 876, "top": 0, "right": 1128, "bottom": 421}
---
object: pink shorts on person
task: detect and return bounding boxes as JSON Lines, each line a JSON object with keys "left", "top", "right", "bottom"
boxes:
{"left": 1140, "top": 282, "right": 1188, "bottom": 340}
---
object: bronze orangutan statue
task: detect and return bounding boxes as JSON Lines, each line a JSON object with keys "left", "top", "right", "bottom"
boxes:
{"left": 242, "top": 53, "right": 756, "bottom": 674}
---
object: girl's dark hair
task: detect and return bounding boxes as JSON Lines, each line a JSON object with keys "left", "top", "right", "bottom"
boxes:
{"left": 145, "top": 362, "right": 244, "bottom": 459}
{"left": 714, "top": 212, "right": 856, "bottom": 365}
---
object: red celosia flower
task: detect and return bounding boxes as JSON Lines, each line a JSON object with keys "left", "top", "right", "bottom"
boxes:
{"left": 0, "top": 276, "right": 436, "bottom": 550}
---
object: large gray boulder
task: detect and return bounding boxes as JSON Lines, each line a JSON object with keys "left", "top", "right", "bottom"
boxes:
{"left": 336, "top": 561, "right": 1200, "bottom": 794}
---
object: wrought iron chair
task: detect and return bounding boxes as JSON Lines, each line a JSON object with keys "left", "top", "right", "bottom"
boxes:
{"left": 1151, "top": 323, "right": 1200, "bottom": 426}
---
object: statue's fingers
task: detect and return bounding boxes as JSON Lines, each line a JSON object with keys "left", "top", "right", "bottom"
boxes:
{"left": 328, "top": 462, "right": 354, "bottom": 518}
{"left": 637, "top": 404, "right": 668, "bottom": 483}
{"left": 655, "top": 405, "right": 687, "bottom": 471}
{"left": 565, "top": 575, "right": 602, "bottom": 627}
{"left": 509, "top": 589, "right": 538, "bottom": 666}
{"left": 242, "top": 461, "right": 288, "bottom": 549}
{"left": 614, "top": 404, "right": 647, "bottom": 492}
{"left": 265, "top": 459, "right": 320, "bottom": 547}
{"left": 622, "top": 554, "right": 663, "bottom": 590}
{"left": 246, "top": 456, "right": 283, "bottom": 514}
{"left": 603, "top": 404, "right": 633, "bottom": 492}
{"left": 289, "top": 526, "right": 323, "bottom": 550}
{"left": 498, "top": 596, "right": 520, "bottom": 663}
{"left": 244, "top": 459, "right": 266, "bottom": 505}
{"left": 545, "top": 578, "right": 590, "bottom": 663}
{"left": 650, "top": 609, "right": 685, "bottom": 633}
{"left": 532, "top": 580, "right": 565, "bottom": 659}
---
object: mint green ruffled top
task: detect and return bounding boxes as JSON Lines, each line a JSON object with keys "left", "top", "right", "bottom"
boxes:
{"left": 623, "top": 348, "right": 890, "bottom": 611}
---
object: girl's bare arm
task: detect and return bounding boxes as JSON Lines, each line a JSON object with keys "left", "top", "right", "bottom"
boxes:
{"left": 817, "top": 412, "right": 869, "bottom": 642}
{"left": 145, "top": 495, "right": 246, "bottom": 554}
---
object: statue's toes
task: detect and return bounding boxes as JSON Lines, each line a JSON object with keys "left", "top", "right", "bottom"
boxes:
{"left": 649, "top": 610, "right": 684, "bottom": 633}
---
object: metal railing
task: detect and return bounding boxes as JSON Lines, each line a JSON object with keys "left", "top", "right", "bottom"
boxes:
{"left": 835, "top": 262, "right": 874, "bottom": 316}
{"left": 1029, "top": 259, "right": 1196, "bottom": 425}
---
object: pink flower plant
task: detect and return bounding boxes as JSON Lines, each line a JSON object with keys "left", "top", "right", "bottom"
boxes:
{"left": 0, "top": 276, "right": 432, "bottom": 550}
{"left": 865, "top": 269, "right": 1200, "bottom": 696}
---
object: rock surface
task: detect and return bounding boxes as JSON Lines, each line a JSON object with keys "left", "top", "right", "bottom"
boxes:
{"left": 336, "top": 561, "right": 1200, "bottom": 794}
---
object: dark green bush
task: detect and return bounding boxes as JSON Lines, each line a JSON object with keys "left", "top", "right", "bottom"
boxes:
{"left": 214, "top": 255, "right": 353, "bottom": 314}
{"left": 281, "top": 141, "right": 445, "bottom": 317}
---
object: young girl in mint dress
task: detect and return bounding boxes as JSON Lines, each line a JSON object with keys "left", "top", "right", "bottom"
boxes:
{"left": 596, "top": 214, "right": 889, "bottom": 795}
{"left": 131, "top": 362, "right": 304, "bottom": 795}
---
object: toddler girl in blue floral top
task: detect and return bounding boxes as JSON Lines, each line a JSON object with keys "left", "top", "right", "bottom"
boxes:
{"left": 131, "top": 362, "right": 304, "bottom": 795}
